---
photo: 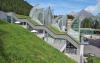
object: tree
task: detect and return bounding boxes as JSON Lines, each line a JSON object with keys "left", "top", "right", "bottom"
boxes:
{"left": 93, "top": 20, "right": 100, "bottom": 29}
{"left": 67, "top": 15, "right": 74, "bottom": 20}
{"left": 82, "top": 18, "right": 93, "bottom": 28}
{"left": 0, "top": 0, "right": 32, "bottom": 16}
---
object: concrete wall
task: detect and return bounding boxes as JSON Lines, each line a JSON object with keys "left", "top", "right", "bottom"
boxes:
{"left": 0, "top": 11, "right": 7, "bottom": 21}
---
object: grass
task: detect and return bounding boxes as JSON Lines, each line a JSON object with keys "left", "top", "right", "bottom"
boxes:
{"left": 48, "top": 25, "right": 66, "bottom": 35}
{"left": 0, "top": 20, "right": 76, "bottom": 63}
{"left": 16, "top": 14, "right": 30, "bottom": 19}
{"left": 87, "top": 56, "right": 100, "bottom": 63}
{"left": 93, "top": 57, "right": 100, "bottom": 63}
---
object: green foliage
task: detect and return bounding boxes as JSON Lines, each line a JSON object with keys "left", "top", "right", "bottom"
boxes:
{"left": 16, "top": 14, "right": 30, "bottom": 19}
{"left": 87, "top": 56, "right": 100, "bottom": 63}
{"left": 87, "top": 55, "right": 94, "bottom": 63}
{"left": 67, "top": 15, "right": 74, "bottom": 20}
{"left": 0, "top": 20, "right": 76, "bottom": 63}
{"left": 82, "top": 18, "right": 93, "bottom": 28}
{"left": 0, "top": 0, "right": 32, "bottom": 15}
{"left": 54, "top": 15, "right": 58, "bottom": 18}
{"left": 81, "top": 18, "right": 100, "bottom": 29}
{"left": 93, "top": 20, "right": 100, "bottom": 29}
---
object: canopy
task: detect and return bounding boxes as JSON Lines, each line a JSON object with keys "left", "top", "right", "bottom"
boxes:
{"left": 15, "top": 21, "right": 21, "bottom": 24}
{"left": 31, "top": 30, "right": 38, "bottom": 33}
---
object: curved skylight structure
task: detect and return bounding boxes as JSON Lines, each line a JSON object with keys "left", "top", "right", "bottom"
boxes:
{"left": 71, "top": 17, "right": 98, "bottom": 35}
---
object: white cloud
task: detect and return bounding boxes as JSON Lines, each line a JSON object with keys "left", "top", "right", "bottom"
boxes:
{"left": 85, "top": 0, "right": 100, "bottom": 13}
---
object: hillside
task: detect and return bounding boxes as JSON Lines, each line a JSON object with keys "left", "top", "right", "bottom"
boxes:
{"left": 0, "top": 0, "right": 32, "bottom": 15}
{"left": 0, "top": 20, "right": 76, "bottom": 63}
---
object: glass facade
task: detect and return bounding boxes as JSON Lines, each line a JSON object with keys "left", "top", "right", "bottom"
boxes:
{"left": 71, "top": 17, "right": 96, "bottom": 35}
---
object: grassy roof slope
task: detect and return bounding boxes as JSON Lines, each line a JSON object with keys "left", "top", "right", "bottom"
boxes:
{"left": 0, "top": 20, "right": 76, "bottom": 63}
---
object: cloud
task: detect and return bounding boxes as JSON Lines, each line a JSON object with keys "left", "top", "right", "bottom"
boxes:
{"left": 28, "top": 0, "right": 99, "bottom": 15}
{"left": 85, "top": 0, "right": 100, "bottom": 13}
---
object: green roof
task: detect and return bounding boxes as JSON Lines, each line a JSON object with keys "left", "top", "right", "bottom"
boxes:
{"left": 16, "top": 14, "right": 30, "bottom": 19}
{"left": 48, "top": 24, "right": 66, "bottom": 35}
{"left": 16, "top": 14, "right": 41, "bottom": 25}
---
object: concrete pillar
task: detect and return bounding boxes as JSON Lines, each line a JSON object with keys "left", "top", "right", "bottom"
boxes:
{"left": 26, "top": 23, "right": 28, "bottom": 29}
{"left": 43, "top": 30, "right": 45, "bottom": 40}
{"left": 11, "top": 17, "right": 13, "bottom": 24}
{"left": 46, "top": 33, "right": 49, "bottom": 42}
{"left": 79, "top": 45, "right": 84, "bottom": 63}
{"left": 77, "top": 44, "right": 84, "bottom": 63}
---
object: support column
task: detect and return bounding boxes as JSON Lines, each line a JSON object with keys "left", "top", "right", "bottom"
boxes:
{"left": 46, "top": 33, "right": 49, "bottom": 42}
{"left": 79, "top": 45, "right": 84, "bottom": 63}
{"left": 43, "top": 30, "right": 45, "bottom": 40}
{"left": 26, "top": 22, "right": 28, "bottom": 29}
{"left": 11, "top": 17, "right": 13, "bottom": 24}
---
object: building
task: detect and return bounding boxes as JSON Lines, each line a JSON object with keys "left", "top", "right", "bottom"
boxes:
{"left": 0, "top": 11, "right": 7, "bottom": 21}
{"left": 29, "top": 6, "right": 53, "bottom": 25}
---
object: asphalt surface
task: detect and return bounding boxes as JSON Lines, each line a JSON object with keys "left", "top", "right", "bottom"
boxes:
{"left": 84, "top": 39, "right": 100, "bottom": 57}
{"left": 88, "top": 39, "right": 100, "bottom": 48}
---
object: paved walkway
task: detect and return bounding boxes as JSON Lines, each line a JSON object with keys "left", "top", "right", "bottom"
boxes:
{"left": 89, "top": 39, "right": 100, "bottom": 48}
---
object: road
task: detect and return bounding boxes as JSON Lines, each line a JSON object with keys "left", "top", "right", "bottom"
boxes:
{"left": 84, "top": 39, "right": 100, "bottom": 57}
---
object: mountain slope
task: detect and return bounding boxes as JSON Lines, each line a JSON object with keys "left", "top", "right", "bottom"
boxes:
{"left": 0, "top": 20, "right": 76, "bottom": 63}
{"left": 78, "top": 9, "right": 93, "bottom": 17}
{"left": 0, "top": 0, "right": 32, "bottom": 15}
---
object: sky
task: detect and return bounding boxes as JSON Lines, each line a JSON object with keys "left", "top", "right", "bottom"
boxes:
{"left": 26, "top": 0, "right": 100, "bottom": 15}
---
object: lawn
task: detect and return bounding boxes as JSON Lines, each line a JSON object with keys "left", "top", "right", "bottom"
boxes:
{"left": 0, "top": 20, "right": 76, "bottom": 63}
{"left": 93, "top": 57, "right": 100, "bottom": 63}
